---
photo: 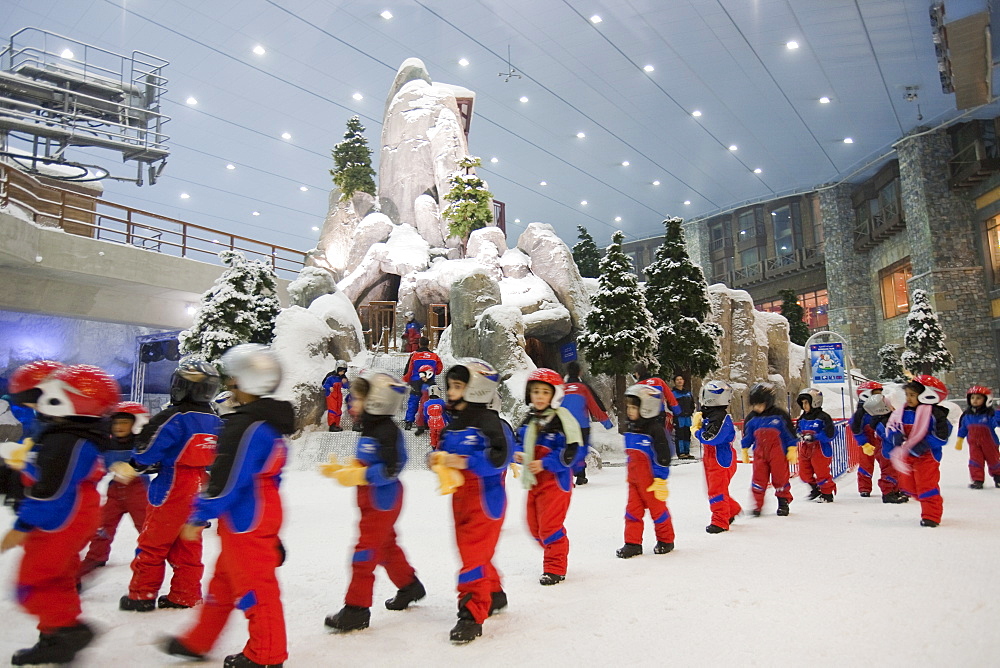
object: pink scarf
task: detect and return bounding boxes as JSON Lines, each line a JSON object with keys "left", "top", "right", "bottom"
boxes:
{"left": 885, "top": 404, "right": 933, "bottom": 474}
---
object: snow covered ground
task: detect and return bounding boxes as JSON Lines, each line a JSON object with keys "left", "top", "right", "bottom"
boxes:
{"left": 1, "top": 437, "right": 997, "bottom": 667}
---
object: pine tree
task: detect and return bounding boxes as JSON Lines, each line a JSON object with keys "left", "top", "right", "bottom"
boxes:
{"left": 179, "top": 251, "right": 281, "bottom": 363}
{"left": 779, "top": 289, "right": 810, "bottom": 345}
{"left": 644, "top": 217, "right": 721, "bottom": 378}
{"left": 330, "top": 116, "right": 376, "bottom": 201}
{"left": 442, "top": 155, "right": 494, "bottom": 253}
{"left": 877, "top": 344, "right": 905, "bottom": 382}
{"left": 572, "top": 226, "right": 601, "bottom": 278}
{"left": 901, "top": 289, "right": 954, "bottom": 375}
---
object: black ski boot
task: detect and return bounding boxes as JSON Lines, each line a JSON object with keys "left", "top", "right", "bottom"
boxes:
{"left": 119, "top": 595, "right": 155, "bottom": 612}
{"left": 488, "top": 590, "right": 507, "bottom": 616}
{"left": 751, "top": 508, "right": 762, "bottom": 517}
{"left": 385, "top": 577, "right": 426, "bottom": 610}
{"left": 816, "top": 493, "right": 834, "bottom": 503}
{"left": 414, "top": 426, "right": 426, "bottom": 436}
{"left": 352, "top": 423, "right": 363, "bottom": 432}
{"left": 575, "top": 472, "right": 588, "bottom": 485}
{"left": 324, "top": 605, "right": 370, "bottom": 632}
{"left": 163, "top": 636, "right": 206, "bottom": 660}
{"left": 882, "top": 492, "right": 905, "bottom": 503}
{"left": 616, "top": 543, "right": 642, "bottom": 559}
{"left": 705, "top": 524, "right": 727, "bottom": 534}
{"left": 859, "top": 491, "right": 871, "bottom": 497}
{"left": 807, "top": 484, "right": 821, "bottom": 501}
{"left": 920, "top": 519, "right": 939, "bottom": 528}
{"left": 451, "top": 596, "right": 482, "bottom": 644}
{"left": 776, "top": 499, "right": 790, "bottom": 516}
{"left": 12, "top": 623, "right": 94, "bottom": 666}
{"left": 403, "top": 421, "right": 413, "bottom": 431}
{"left": 653, "top": 541, "right": 674, "bottom": 554}
{"left": 224, "top": 652, "right": 284, "bottom": 667}
{"left": 994, "top": 475, "right": 1000, "bottom": 488}
{"left": 539, "top": 573, "right": 565, "bottom": 586}
{"left": 158, "top": 595, "right": 194, "bottom": 609}
{"left": 328, "top": 425, "right": 343, "bottom": 433}
{"left": 970, "top": 480, "right": 985, "bottom": 489}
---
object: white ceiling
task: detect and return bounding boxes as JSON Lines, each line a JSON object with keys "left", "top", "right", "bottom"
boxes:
{"left": 2, "top": 0, "right": 996, "bottom": 252}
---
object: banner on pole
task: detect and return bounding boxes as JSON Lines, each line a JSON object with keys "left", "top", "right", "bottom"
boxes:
{"left": 809, "top": 342, "right": 845, "bottom": 384}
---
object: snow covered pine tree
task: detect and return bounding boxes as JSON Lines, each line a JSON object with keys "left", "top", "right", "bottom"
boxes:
{"left": 901, "top": 289, "right": 954, "bottom": 376}
{"left": 572, "top": 226, "right": 601, "bottom": 278}
{"left": 877, "top": 344, "right": 906, "bottom": 382}
{"left": 179, "top": 251, "right": 281, "bottom": 363}
{"left": 330, "top": 115, "right": 376, "bottom": 200}
{"left": 442, "top": 155, "right": 494, "bottom": 255}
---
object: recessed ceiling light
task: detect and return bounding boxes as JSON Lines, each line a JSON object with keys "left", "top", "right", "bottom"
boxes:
{"left": 281, "top": 132, "right": 292, "bottom": 140}
{"left": 352, "top": 92, "right": 364, "bottom": 101}
{"left": 643, "top": 65, "right": 654, "bottom": 73}
{"left": 226, "top": 163, "right": 235, "bottom": 170}
{"left": 514, "top": 218, "right": 521, "bottom": 223}
{"left": 252, "top": 211, "right": 260, "bottom": 216}
{"left": 580, "top": 200, "right": 588, "bottom": 206}
{"left": 312, "top": 226, "right": 319, "bottom": 231}
{"left": 728, "top": 144, "right": 738, "bottom": 151}
{"left": 299, "top": 186, "right": 309, "bottom": 192}
{"left": 843, "top": 137, "right": 854, "bottom": 144}
{"left": 490, "top": 157, "right": 498, "bottom": 163}
{"left": 60, "top": 48, "right": 74, "bottom": 59}
{"left": 691, "top": 110, "right": 702, "bottom": 117}
{"left": 180, "top": 193, "right": 190, "bottom": 199}
{"left": 253, "top": 45, "right": 266, "bottom": 56}
{"left": 786, "top": 41, "right": 799, "bottom": 50}
{"left": 819, "top": 96, "right": 831, "bottom": 104}
{"left": 458, "top": 58, "right": 469, "bottom": 67}
{"left": 186, "top": 96, "right": 198, "bottom": 105}
{"left": 576, "top": 132, "right": 586, "bottom": 139}
{"left": 684, "top": 200, "right": 691, "bottom": 205}
{"left": 621, "top": 161, "right": 630, "bottom": 166}
{"left": 652, "top": 180, "right": 661, "bottom": 186}
{"left": 772, "top": 212, "right": 777, "bottom": 216}
{"left": 753, "top": 167, "right": 762, "bottom": 174}
{"left": 519, "top": 96, "right": 529, "bottom": 103}
{"left": 380, "top": 9, "right": 393, "bottom": 19}
{"left": 590, "top": 14, "right": 602, "bottom": 23}
{"left": 539, "top": 181, "right": 547, "bottom": 186}
{"left": 614, "top": 216, "right": 622, "bottom": 222}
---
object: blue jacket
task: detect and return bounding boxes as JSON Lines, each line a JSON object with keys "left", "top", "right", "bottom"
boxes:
{"left": 957, "top": 407, "right": 999, "bottom": 446}
{"left": 797, "top": 408, "right": 835, "bottom": 457}
{"left": 695, "top": 408, "right": 736, "bottom": 468}
{"left": 515, "top": 412, "right": 577, "bottom": 492}
{"left": 440, "top": 405, "right": 512, "bottom": 520}
{"left": 625, "top": 417, "right": 671, "bottom": 480}
{"left": 354, "top": 414, "right": 407, "bottom": 511}
{"left": 741, "top": 406, "right": 798, "bottom": 454}
{"left": 884, "top": 405, "right": 951, "bottom": 461}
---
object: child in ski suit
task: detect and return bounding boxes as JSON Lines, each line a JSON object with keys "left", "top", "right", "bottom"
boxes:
{"left": 2, "top": 364, "right": 120, "bottom": 666}
{"left": 562, "top": 361, "right": 612, "bottom": 485}
{"left": 860, "top": 393, "right": 908, "bottom": 504}
{"left": 78, "top": 402, "right": 151, "bottom": 580}
{"left": 402, "top": 338, "right": 442, "bottom": 430}
{"left": 411, "top": 368, "right": 436, "bottom": 436}
{"left": 167, "top": 344, "right": 293, "bottom": 667}
{"left": 117, "top": 360, "right": 223, "bottom": 611}
{"left": 741, "top": 382, "right": 798, "bottom": 517}
{"left": 694, "top": 380, "right": 742, "bottom": 533}
{"left": 884, "top": 375, "right": 951, "bottom": 527}
{"left": 322, "top": 361, "right": 349, "bottom": 432}
{"left": 434, "top": 358, "right": 510, "bottom": 644}
{"left": 514, "top": 369, "right": 582, "bottom": 585}
{"left": 955, "top": 385, "right": 1000, "bottom": 489}
{"left": 422, "top": 386, "right": 448, "bottom": 449}
{"left": 322, "top": 370, "right": 423, "bottom": 632}
{"left": 850, "top": 381, "right": 906, "bottom": 502}
{"left": 617, "top": 384, "right": 674, "bottom": 558}
{"left": 404, "top": 311, "right": 423, "bottom": 352}
{"left": 796, "top": 388, "right": 837, "bottom": 503}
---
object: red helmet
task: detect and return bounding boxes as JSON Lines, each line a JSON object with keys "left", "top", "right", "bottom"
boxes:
{"left": 418, "top": 364, "right": 435, "bottom": 382}
{"left": 855, "top": 380, "right": 883, "bottom": 401}
{"left": 525, "top": 368, "right": 565, "bottom": 408}
{"left": 967, "top": 385, "right": 993, "bottom": 407}
{"left": 111, "top": 401, "right": 151, "bottom": 434}
{"left": 911, "top": 375, "right": 947, "bottom": 405}
{"left": 36, "top": 365, "right": 121, "bottom": 418}
{"left": 9, "top": 360, "right": 64, "bottom": 395}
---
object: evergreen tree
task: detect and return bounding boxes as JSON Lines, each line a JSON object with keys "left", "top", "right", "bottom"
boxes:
{"left": 330, "top": 115, "right": 376, "bottom": 201}
{"left": 442, "top": 155, "right": 494, "bottom": 253}
{"left": 643, "top": 217, "right": 721, "bottom": 378}
{"left": 901, "top": 289, "right": 954, "bottom": 375}
{"left": 779, "top": 289, "right": 810, "bottom": 345}
{"left": 179, "top": 251, "right": 281, "bottom": 363}
{"left": 572, "top": 225, "right": 601, "bottom": 278}
{"left": 877, "top": 344, "right": 905, "bottom": 382}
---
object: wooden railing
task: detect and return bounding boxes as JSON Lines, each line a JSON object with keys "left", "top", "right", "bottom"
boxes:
{"left": 0, "top": 162, "right": 306, "bottom": 278}
{"left": 724, "top": 244, "right": 825, "bottom": 288}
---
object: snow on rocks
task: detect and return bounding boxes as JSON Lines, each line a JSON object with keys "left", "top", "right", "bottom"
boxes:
{"left": 316, "top": 189, "right": 376, "bottom": 274}
{"left": 516, "top": 223, "right": 591, "bottom": 330}
{"left": 345, "top": 212, "right": 393, "bottom": 274}
{"left": 382, "top": 223, "right": 430, "bottom": 276}
{"left": 287, "top": 266, "right": 338, "bottom": 308}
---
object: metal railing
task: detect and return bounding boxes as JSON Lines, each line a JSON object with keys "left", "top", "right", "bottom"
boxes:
{"left": 723, "top": 244, "right": 825, "bottom": 287}
{"left": 0, "top": 162, "right": 306, "bottom": 278}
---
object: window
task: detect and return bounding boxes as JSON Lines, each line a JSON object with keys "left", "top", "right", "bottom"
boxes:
{"left": 879, "top": 259, "right": 912, "bottom": 319}
{"left": 738, "top": 211, "right": 757, "bottom": 239}
{"left": 712, "top": 256, "right": 733, "bottom": 281}
{"left": 756, "top": 289, "right": 828, "bottom": 331}
{"left": 709, "top": 221, "right": 727, "bottom": 251}
{"left": 756, "top": 299, "right": 782, "bottom": 313}
{"left": 740, "top": 247, "right": 759, "bottom": 267}
{"left": 771, "top": 206, "right": 794, "bottom": 260}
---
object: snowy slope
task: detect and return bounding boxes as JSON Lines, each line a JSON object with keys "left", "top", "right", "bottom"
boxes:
{"left": 0, "top": 439, "right": 996, "bottom": 666}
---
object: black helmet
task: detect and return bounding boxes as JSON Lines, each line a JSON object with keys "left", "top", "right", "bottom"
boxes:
{"left": 170, "top": 360, "right": 221, "bottom": 403}
{"left": 748, "top": 382, "right": 776, "bottom": 408}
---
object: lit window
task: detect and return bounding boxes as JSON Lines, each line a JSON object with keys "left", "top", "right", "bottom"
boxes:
{"left": 879, "top": 259, "right": 912, "bottom": 319}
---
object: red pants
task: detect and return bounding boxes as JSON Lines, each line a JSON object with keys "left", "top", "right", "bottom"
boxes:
{"left": 17, "top": 488, "right": 99, "bottom": 632}
{"left": 750, "top": 441, "right": 792, "bottom": 510}
{"left": 525, "top": 476, "right": 571, "bottom": 576}
{"left": 452, "top": 476, "right": 504, "bottom": 624}
{"left": 857, "top": 448, "right": 898, "bottom": 495}
{"left": 345, "top": 486, "right": 416, "bottom": 608}
{"left": 896, "top": 452, "right": 943, "bottom": 523}
{"left": 968, "top": 438, "right": 1000, "bottom": 483}
{"left": 429, "top": 423, "right": 443, "bottom": 449}
{"left": 129, "top": 468, "right": 205, "bottom": 605}
{"left": 703, "top": 451, "right": 741, "bottom": 530}
{"left": 798, "top": 442, "right": 836, "bottom": 495}
{"left": 624, "top": 477, "right": 675, "bottom": 544}
{"left": 180, "top": 521, "right": 286, "bottom": 665}
{"left": 83, "top": 478, "right": 148, "bottom": 566}
{"left": 326, "top": 387, "right": 343, "bottom": 427}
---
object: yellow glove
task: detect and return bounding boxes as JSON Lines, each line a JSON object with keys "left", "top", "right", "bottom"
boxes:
{"left": 646, "top": 478, "right": 669, "bottom": 501}
{"left": 786, "top": 446, "right": 798, "bottom": 465}
{"left": 509, "top": 462, "right": 521, "bottom": 479}
{"left": 955, "top": 437, "right": 965, "bottom": 451}
{"left": 691, "top": 411, "right": 703, "bottom": 432}
{"left": 109, "top": 461, "right": 139, "bottom": 483}
{"left": 430, "top": 452, "right": 465, "bottom": 495}
{"left": 861, "top": 443, "right": 876, "bottom": 457}
{"left": 0, "top": 438, "right": 33, "bottom": 471}
{"left": 741, "top": 448, "right": 750, "bottom": 464}
{"left": 318, "top": 455, "right": 345, "bottom": 479}
{"left": 332, "top": 460, "right": 369, "bottom": 487}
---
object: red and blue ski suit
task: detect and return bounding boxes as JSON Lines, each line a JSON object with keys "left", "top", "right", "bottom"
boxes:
{"left": 422, "top": 397, "right": 448, "bottom": 448}
{"left": 885, "top": 404, "right": 950, "bottom": 524}
{"left": 322, "top": 372, "right": 349, "bottom": 429}
{"left": 850, "top": 402, "right": 899, "bottom": 496}
{"left": 127, "top": 401, "right": 223, "bottom": 606}
{"left": 440, "top": 405, "right": 511, "bottom": 624}
{"left": 696, "top": 407, "right": 741, "bottom": 530}
{"left": 562, "top": 378, "right": 611, "bottom": 474}
{"left": 13, "top": 421, "right": 105, "bottom": 632}
{"left": 797, "top": 408, "right": 836, "bottom": 495}
{"left": 180, "top": 398, "right": 293, "bottom": 667}
{"left": 404, "top": 319, "right": 423, "bottom": 352}
{"left": 515, "top": 410, "right": 579, "bottom": 577}
{"left": 741, "top": 407, "right": 798, "bottom": 511}
{"left": 957, "top": 406, "right": 1000, "bottom": 484}
{"left": 623, "top": 418, "right": 675, "bottom": 545}
{"left": 403, "top": 350, "right": 442, "bottom": 424}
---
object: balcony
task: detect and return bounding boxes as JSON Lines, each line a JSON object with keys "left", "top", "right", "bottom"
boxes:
{"left": 949, "top": 137, "right": 1000, "bottom": 190}
{"left": 722, "top": 245, "right": 825, "bottom": 288}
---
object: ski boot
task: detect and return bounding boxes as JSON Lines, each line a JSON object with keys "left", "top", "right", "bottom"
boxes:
{"left": 882, "top": 492, "right": 904, "bottom": 503}
{"left": 920, "top": 519, "right": 939, "bottom": 528}
{"left": 751, "top": 508, "right": 762, "bottom": 517}
{"left": 970, "top": 480, "right": 985, "bottom": 489}
{"left": 414, "top": 426, "right": 426, "bottom": 436}
{"left": 994, "top": 475, "right": 1000, "bottom": 488}
{"left": 575, "top": 472, "right": 588, "bottom": 485}
{"left": 224, "top": 652, "right": 284, "bottom": 667}
{"left": 403, "top": 421, "right": 413, "bottom": 431}
{"left": 807, "top": 484, "right": 821, "bottom": 501}
{"left": 451, "top": 596, "right": 482, "bottom": 644}
{"left": 815, "top": 493, "right": 834, "bottom": 503}
{"left": 328, "top": 425, "right": 343, "bottom": 433}
{"left": 488, "top": 590, "right": 508, "bottom": 616}
{"left": 385, "top": 578, "right": 426, "bottom": 611}
{"left": 12, "top": 623, "right": 94, "bottom": 666}
{"left": 859, "top": 491, "right": 871, "bottom": 498}
{"left": 539, "top": 573, "right": 565, "bottom": 586}
{"left": 653, "top": 541, "right": 674, "bottom": 554}
{"left": 163, "top": 636, "right": 206, "bottom": 660}
{"left": 119, "top": 595, "right": 155, "bottom": 612}
{"left": 324, "top": 605, "right": 370, "bottom": 632}
{"left": 776, "top": 499, "right": 790, "bottom": 516}
{"left": 616, "top": 543, "right": 642, "bottom": 559}
{"left": 158, "top": 595, "right": 195, "bottom": 609}
{"left": 705, "top": 524, "right": 727, "bottom": 534}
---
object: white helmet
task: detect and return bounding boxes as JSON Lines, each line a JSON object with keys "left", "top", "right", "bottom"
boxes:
{"left": 625, "top": 384, "right": 663, "bottom": 419}
{"left": 221, "top": 344, "right": 282, "bottom": 396}
{"left": 797, "top": 387, "right": 823, "bottom": 409}
{"left": 358, "top": 370, "right": 407, "bottom": 416}
{"left": 418, "top": 365, "right": 435, "bottom": 382}
{"left": 335, "top": 359, "right": 348, "bottom": 373}
{"left": 427, "top": 385, "right": 441, "bottom": 399}
{"left": 446, "top": 358, "right": 500, "bottom": 404}
{"left": 212, "top": 390, "right": 237, "bottom": 415}
{"left": 863, "top": 394, "right": 893, "bottom": 416}
{"left": 700, "top": 380, "right": 732, "bottom": 407}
